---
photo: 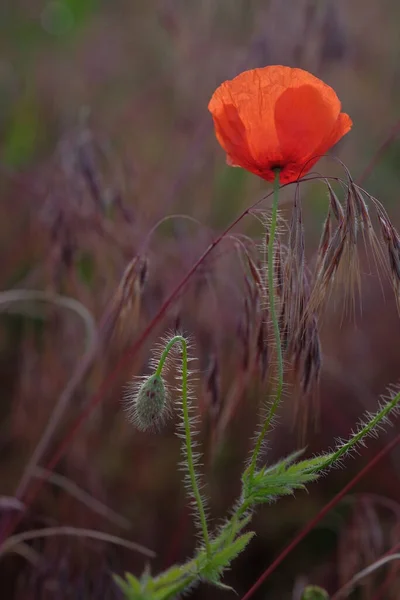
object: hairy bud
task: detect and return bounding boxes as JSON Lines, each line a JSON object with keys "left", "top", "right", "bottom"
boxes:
{"left": 125, "top": 373, "right": 168, "bottom": 431}
{"left": 301, "top": 586, "right": 329, "bottom": 600}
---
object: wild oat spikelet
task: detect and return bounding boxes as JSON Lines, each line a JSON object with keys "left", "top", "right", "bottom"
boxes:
{"left": 124, "top": 373, "right": 168, "bottom": 431}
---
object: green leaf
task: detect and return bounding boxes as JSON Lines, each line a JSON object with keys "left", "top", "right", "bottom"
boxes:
{"left": 200, "top": 532, "right": 255, "bottom": 585}
{"left": 294, "top": 453, "right": 334, "bottom": 474}
{"left": 125, "top": 573, "right": 143, "bottom": 592}
{"left": 153, "top": 576, "right": 196, "bottom": 600}
{"left": 153, "top": 564, "right": 197, "bottom": 600}
{"left": 154, "top": 564, "right": 193, "bottom": 588}
{"left": 113, "top": 573, "right": 142, "bottom": 598}
{"left": 114, "top": 570, "right": 157, "bottom": 600}
{"left": 212, "top": 531, "right": 254, "bottom": 570}
{"left": 211, "top": 514, "right": 252, "bottom": 553}
{"left": 242, "top": 450, "right": 323, "bottom": 507}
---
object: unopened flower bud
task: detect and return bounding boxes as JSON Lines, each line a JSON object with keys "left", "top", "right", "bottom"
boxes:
{"left": 128, "top": 373, "right": 167, "bottom": 431}
{"left": 301, "top": 586, "right": 329, "bottom": 600}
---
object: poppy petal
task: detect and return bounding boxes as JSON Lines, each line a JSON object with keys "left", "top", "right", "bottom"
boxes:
{"left": 324, "top": 112, "right": 353, "bottom": 150}
{"left": 274, "top": 84, "right": 340, "bottom": 165}
{"left": 209, "top": 65, "right": 352, "bottom": 183}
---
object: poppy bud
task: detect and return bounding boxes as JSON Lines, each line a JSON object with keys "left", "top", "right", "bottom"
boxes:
{"left": 301, "top": 586, "right": 329, "bottom": 600}
{"left": 126, "top": 373, "right": 168, "bottom": 431}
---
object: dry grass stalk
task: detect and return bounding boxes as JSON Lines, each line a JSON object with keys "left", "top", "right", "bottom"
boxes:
{"left": 279, "top": 187, "right": 322, "bottom": 400}
{"left": 374, "top": 201, "right": 400, "bottom": 313}
{"left": 204, "top": 354, "right": 220, "bottom": 419}
{"left": 228, "top": 171, "right": 400, "bottom": 435}
{"left": 108, "top": 256, "right": 148, "bottom": 344}
{"left": 309, "top": 177, "right": 390, "bottom": 320}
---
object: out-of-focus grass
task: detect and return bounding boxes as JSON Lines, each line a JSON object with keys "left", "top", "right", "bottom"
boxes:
{"left": 1, "top": 1, "right": 98, "bottom": 167}
{"left": 1, "top": 1, "right": 400, "bottom": 599}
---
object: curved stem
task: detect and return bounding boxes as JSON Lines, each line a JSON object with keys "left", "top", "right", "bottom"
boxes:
{"left": 0, "top": 526, "right": 154, "bottom": 559}
{"left": 156, "top": 335, "right": 211, "bottom": 558}
{"left": 332, "top": 554, "right": 400, "bottom": 600}
{"left": 248, "top": 171, "right": 284, "bottom": 478}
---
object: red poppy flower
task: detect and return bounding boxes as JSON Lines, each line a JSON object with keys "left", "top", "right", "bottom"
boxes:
{"left": 208, "top": 65, "right": 352, "bottom": 184}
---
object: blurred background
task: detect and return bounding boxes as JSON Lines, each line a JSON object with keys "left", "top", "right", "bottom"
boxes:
{"left": 1, "top": 0, "right": 400, "bottom": 598}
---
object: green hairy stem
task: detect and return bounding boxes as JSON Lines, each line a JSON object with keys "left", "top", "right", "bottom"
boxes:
{"left": 248, "top": 170, "right": 284, "bottom": 479}
{"left": 156, "top": 335, "right": 211, "bottom": 558}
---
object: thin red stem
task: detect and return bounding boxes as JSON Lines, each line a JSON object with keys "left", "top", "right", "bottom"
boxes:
{"left": 240, "top": 433, "right": 400, "bottom": 600}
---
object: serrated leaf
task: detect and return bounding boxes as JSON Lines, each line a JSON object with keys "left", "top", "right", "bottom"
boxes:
{"left": 114, "top": 574, "right": 146, "bottom": 599}
{"left": 260, "top": 449, "right": 306, "bottom": 476}
{"left": 214, "top": 581, "right": 236, "bottom": 591}
{"left": 211, "top": 515, "right": 252, "bottom": 553}
{"left": 152, "top": 562, "right": 198, "bottom": 600}
{"left": 154, "top": 564, "right": 194, "bottom": 587}
{"left": 125, "top": 573, "right": 143, "bottom": 592}
{"left": 113, "top": 574, "right": 130, "bottom": 594}
{"left": 243, "top": 450, "right": 323, "bottom": 506}
{"left": 201, "top": 531, "right": 255, "bottom": 584}
{"left": 293, "top": 453, "right": 333, "bottom": 474}
{"left": 153, "top": 575, "right": 196, "bottom": 600}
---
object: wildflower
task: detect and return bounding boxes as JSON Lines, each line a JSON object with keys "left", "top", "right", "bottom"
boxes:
{"left": 208, "top": 65, "right": 352, "bottom": 183}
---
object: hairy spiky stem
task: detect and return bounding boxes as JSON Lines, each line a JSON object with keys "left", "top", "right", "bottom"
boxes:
{"left": 156, "top": 335, "right": 211, "bottom": 558}
{"left": 248, "top": 171, "right": 284, "bottom": 477}
{"left": 312, "top": 388, "right": 400, "bottom": 473}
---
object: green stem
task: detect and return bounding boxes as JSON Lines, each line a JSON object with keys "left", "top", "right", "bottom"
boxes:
{"left": 248, "top": 171, "right": 284, "bottom": 478}
{"left": 312, "top": 390, "right": 400, "bottom": 473}
{"left": 156, "top": 335, "right": 211, "bottom": 558}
